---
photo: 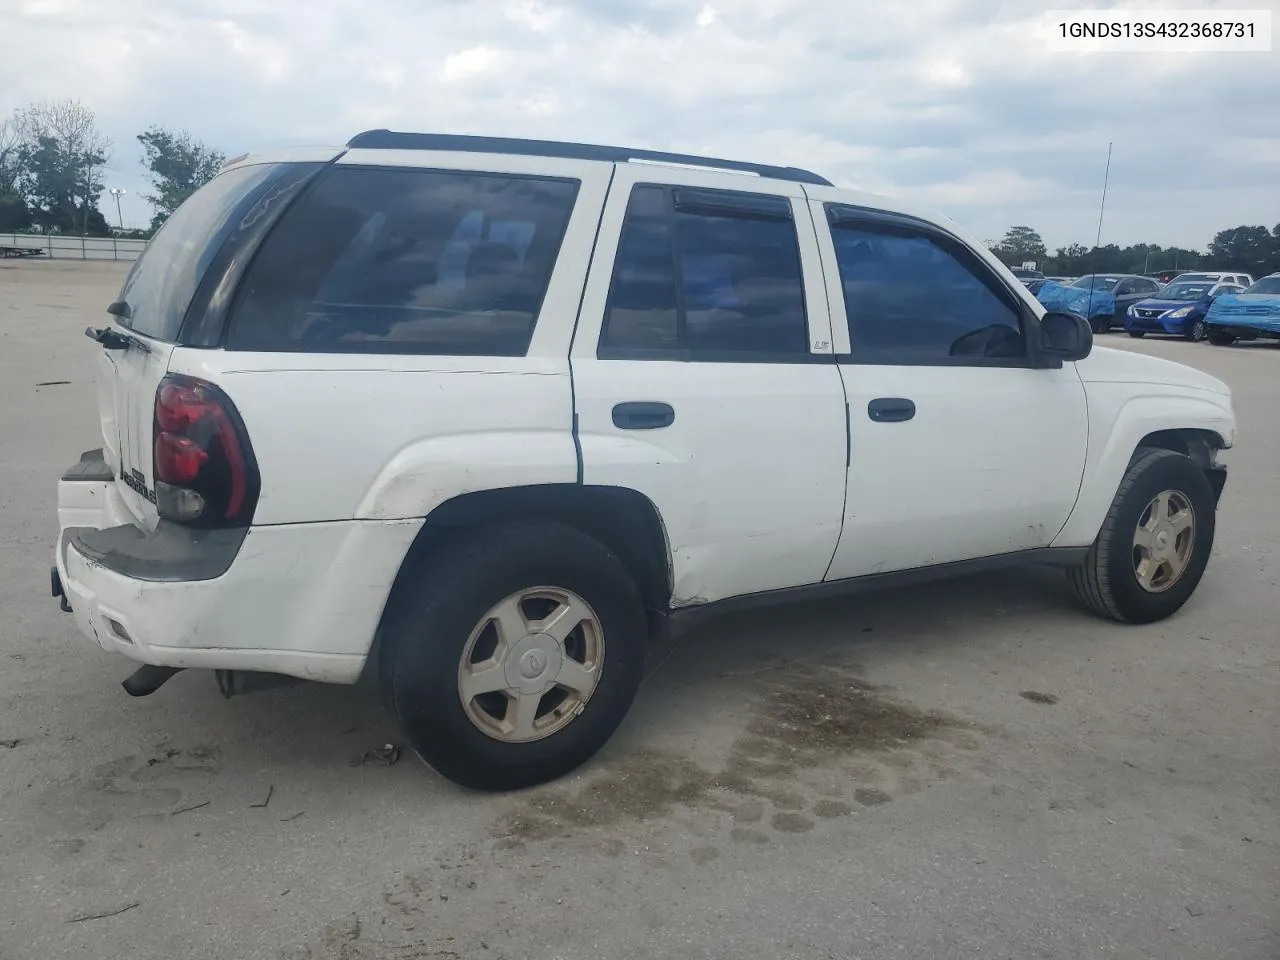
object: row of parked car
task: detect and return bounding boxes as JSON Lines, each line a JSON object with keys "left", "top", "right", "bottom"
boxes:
{"left": 1011, "top": 268, "right": 1280, "bottom": 346}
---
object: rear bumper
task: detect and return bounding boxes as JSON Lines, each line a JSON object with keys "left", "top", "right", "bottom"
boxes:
{"left": 54, "top": 457, "right": 422, "bottom": 684}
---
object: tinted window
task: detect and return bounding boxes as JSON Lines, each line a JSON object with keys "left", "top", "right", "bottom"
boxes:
{"left": 599, "top": 186, "right": 679, "bottom": 350}
{"left": 830, "top": 223, "right": 1024, "bottom": 362}
{"left": 228, "top": 166, "right": 578, "bottom": 355}
{"left": 116, "top": 163, "right": 285, "bottom": 341}
{"left": 600, "top": 185, "right": 809, "bottom": 357}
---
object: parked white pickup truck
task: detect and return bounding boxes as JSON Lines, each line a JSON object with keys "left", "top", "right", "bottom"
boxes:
{"left": 53, "top": 132, "right": 1235, "bottom": 790}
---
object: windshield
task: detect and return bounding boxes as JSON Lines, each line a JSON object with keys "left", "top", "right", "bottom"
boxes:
{"left": 1156, "top": 281, "right": 1213, "bottom": 301}
{"left": 115, "top": 163, "right": 284, "bottom": 341}
{"left": 1245, "top": 277, "right": 1280, "bottom": 295}
{"left": 1072, "top": 275, "right": 1120, "bottom": 291}
{"left": 1172, "top": 273, "right": 1218, "bottom": 283}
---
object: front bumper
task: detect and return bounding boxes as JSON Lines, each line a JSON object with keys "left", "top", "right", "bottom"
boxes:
{"left": 53, "top": 453, "right": 422, "bottom": 684}
{"left": 1125, "top": 313, "right": 1187, "bottom": 335}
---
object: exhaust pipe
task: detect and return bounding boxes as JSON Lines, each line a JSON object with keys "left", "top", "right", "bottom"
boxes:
{"left": 215, "top": 670, "right": 300, "bottom": 698}
{"left": 122, "top": 665, "right": 183, "bottom": 697}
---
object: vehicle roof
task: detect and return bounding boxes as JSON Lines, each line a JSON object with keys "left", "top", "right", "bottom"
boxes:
{"left": 345, "top": 129, "right": 834, "bottom": 187}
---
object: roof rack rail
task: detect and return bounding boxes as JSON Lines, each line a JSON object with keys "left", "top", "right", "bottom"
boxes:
{"left": 345, "top": 130, "right": 833, "bottom": 186}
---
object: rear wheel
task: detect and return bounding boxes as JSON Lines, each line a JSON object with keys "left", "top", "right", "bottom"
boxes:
{"left": 1068, "top": 448, "right": 1215, "bottom": 624}
{"left": 1207, "top": 329, "right": 1235, "bottom": 346}
{"left": 1186, "top": 318, "right": 1207, "bottom": 342}
{"left": 380, "top": 522, "right": 648, "bottom": 791}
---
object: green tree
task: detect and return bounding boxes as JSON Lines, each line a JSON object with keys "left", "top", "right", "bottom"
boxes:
{"left": 1207, "top": 225, "right": 1277, "bottom": 276}
{"left": 992, "top": 225, "right": 1047, "bottom": 267}
{"left": 0, "top": 112, "right": 33, "bottom": 231}
{"left": 137, "top": 126, "right": 225, "bottom": 229}
{"left": 13, "top": 99, "right": 112, "bottom": 235}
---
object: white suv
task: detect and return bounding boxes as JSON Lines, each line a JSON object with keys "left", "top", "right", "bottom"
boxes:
{"left": 54, "top": 131, "right": 1236, "bottom": 790}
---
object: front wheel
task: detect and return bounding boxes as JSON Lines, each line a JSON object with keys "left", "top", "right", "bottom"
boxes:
{"left": 1128, "top": 331, "right": 1146, "bottom": 338}
{"left": 1207, "top": 329, "right": 1235, "bottom": 346}
{"left": 1068, "top": 448, "right": 1215, "bottom": 624}
{"left": 1186, "top": 318, "right": 1207, "bottom": 342}
{"left": 380, "top": 521, "right": 648, "bottom": 791}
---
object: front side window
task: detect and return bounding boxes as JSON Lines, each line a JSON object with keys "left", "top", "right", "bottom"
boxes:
{"left": 227, "top": 166, "right": 578, "bottom": 355}
{"left": 599, "top": 185, "right": 809, "bottom": 358}
{"left": 828, "top": 220, "right": 1025, "bottom": 363}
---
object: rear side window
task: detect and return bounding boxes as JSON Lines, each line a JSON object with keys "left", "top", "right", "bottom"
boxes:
{"left": 599, "top": 184, "right": 809, "bottom": 359}
{"left": 227, "top": 166, "right": 579, "bottom": 355}
{"left": 116, "top": 163, "right": 285, "bottom": 341}
{"left": 830, "top": 220, "right": 1025, "bottom": 363}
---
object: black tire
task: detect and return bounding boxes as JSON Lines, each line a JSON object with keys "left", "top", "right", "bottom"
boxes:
{"left": 1207, "top": 330, "right": 1235, "bottom": 346}
{"left": 1186, "top": 318, "right": 1207, "bottom": 342}
{"left": 379, "top": 521, "right": 648, "bottom": 791}
{"left": 1128, "top": 331, "right": 1146, "bottom": 338}
{"left": 1068, "top": 448, "right": 1216, "bottom": 624}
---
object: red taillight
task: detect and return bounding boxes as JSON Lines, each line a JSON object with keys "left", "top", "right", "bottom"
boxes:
{"left": 154, "top": 432, "right": 208, "bottom": 483}
{"left": 152, "top": 375, "right": 258, "bottom": 527}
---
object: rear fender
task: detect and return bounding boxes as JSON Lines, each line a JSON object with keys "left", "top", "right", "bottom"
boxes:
{"left": 354, "top": 430, "right": 579, "bottom": 520}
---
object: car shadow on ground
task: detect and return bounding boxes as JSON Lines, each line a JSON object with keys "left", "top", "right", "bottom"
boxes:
{"left": 83, "top": 561, "right": 1083, "bottom": 790}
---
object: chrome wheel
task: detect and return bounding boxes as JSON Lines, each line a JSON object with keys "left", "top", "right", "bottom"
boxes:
{"left": 1132, "top": 490, "right": 1195, "bottom": 593}
{"left": 457, "top": 587, "right": 604, "bottom": 743}
{"left": 1190, "top": 319, "right": 1207, "bottom": 341}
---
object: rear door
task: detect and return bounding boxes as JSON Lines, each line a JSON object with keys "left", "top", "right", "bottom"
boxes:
{"left": 96, "top": 161, "right": 315, "bottom": 527}
{"left": 569, "top": 166, "right": 849, "bottom": 607}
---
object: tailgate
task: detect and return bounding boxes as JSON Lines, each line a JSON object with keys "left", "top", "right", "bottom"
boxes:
{"left": 91, "top": 161, "right": 307, "bottom": 526}
{"left": 94, "top": 331, "right": 175, "bottom": 527}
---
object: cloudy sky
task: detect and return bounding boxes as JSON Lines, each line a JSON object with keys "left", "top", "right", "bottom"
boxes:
{"left": 3, "top": 0, "right": 1277, "bottom": 251}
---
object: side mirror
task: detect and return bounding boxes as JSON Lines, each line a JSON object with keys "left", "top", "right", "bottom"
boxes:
{"left": 1038, "top": 311, "right": 1092, "bottom": 362}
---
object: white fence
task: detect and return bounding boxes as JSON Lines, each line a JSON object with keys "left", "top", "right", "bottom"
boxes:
{"left": 0, "top": 233, "right": 147, "bottom": 262}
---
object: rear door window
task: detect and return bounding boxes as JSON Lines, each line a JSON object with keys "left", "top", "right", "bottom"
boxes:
{"left": 227, "top": 166, "right": 579, "bottom": 355}
{"left": 115, "top": 163, "right": 286, "bottom": 341}
{"left": 599, "top": 184, "right": 809, "bottom": 359}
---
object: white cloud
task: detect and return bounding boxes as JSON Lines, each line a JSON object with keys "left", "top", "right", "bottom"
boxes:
{"left": 0, "top": 0, "right": 1276, "bottom": 245}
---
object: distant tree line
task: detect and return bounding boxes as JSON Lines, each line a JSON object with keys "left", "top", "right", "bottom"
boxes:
{"left": 990, "top": 223, "right": 1280, "bottom": 280}
{"left": 0, "top": 98, "right": 224, "bottom": 237}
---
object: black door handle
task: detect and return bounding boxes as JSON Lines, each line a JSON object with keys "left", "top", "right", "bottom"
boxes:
{"left": 867, "top": 397, "right": 916, "bottom": 423}
{"left": 612, "top": 402, "right": 675, "bottom": 430}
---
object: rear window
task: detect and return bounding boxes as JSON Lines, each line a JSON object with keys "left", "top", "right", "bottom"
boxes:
{"left": 226, "top": 166, "right": 579, "bottom": 355}
{"left": 115, "top": 163, "right": 285, "bottom": 341}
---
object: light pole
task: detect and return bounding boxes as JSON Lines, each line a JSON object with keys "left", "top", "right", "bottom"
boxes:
{"left": 108, "top": 188, "right": 126, "bottom": 232}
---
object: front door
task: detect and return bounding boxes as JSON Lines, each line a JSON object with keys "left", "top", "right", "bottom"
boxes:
{"left": 570, "top": 167, "right": 849, "bottom": 607}
{"left": 806, "top": 195, "right": 1090, "bottom": 581}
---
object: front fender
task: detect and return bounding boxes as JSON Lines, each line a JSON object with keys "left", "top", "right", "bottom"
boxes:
{"left": 355, "top": 430, "right": 579, "bottom": 520}
{"left": 1052, "top": 384, "right": 1235, "bottom": 548}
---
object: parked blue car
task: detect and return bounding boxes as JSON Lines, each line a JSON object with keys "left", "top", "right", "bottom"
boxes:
{"left": 1204, "top": 274, "right": 1280, "bottom": 345}
{"left": 1124, "top": 279, "right": 1245, "bottom": 341}
{"left": 1035, "top": 280, "right": 1116, "bottom": 330}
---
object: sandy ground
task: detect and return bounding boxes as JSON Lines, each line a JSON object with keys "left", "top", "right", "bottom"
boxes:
{"left": 1, "top": 259, "right": 1276, "bottom": 960}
